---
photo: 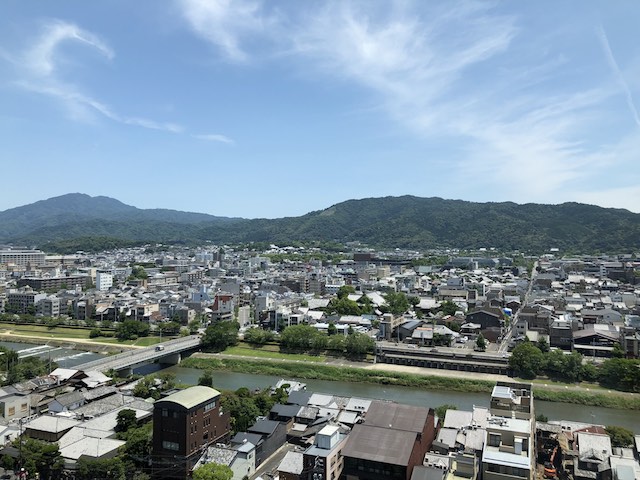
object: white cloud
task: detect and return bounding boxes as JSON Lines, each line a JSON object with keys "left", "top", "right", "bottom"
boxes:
{"left": 178, "top": 0, "right": 275, "bottom": 62}
{"left": 193, "top": 133, "right": 234, "bottom": 144}
{"left": 596, "top": 25, "right": 640, "bottom": 129}
{"left": 26, "top": 20, "right": 114, "bottom": 76}
{"left": 283, "top": 2, "right": 639, "bottom": 207}
{"left": 16, "top": 20, "right": 183, "bottom": 133}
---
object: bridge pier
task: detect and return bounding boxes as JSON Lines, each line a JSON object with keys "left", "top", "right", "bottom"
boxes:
{"left": 159, "top": 353, "right": 182, "bottom": 366}
{"left": 115, "top": 367, "right": 133, "bottom": 378}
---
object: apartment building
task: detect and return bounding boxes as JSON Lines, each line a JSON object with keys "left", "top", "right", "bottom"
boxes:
{"left": 482, "top": 383, "right": 535, "bottom": 480}
{"left": 152, "top": 386, "right": 231, "bottom": 480}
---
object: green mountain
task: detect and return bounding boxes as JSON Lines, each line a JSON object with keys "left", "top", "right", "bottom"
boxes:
{"left": 1, "top": 194, "right": 639, "bottom": 253}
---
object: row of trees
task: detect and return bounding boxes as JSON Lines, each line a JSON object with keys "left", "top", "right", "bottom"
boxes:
{"left": 509, "top": 342, "right": 597, "bottom": 381}
{"left": 509, "top": 341, "right": 640, "bottom": 392}
{"left": 279, "top": 324, "right": 375, "bottom": 356}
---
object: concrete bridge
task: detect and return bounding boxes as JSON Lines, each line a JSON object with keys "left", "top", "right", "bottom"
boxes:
{"left": 75, "top": 335, "right": 202, "bottom": 376}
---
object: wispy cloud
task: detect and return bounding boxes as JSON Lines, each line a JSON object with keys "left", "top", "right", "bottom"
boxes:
{"left": 193, "top": 133, "right": 234, "bottom": 144}
{"left": 178, "top": 0, "right": 275, "bottom": 62}
{"left": 596, "top": 25, "right": 640, "bottom": 129}
{"left": 15, "top": 19, "right": 184, "bottom": 133}
{"left": 26, "top": 20, "right": 114, "bottom": 76}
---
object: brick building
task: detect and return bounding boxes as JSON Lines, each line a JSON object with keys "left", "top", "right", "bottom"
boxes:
{"left": 152, "top": 386, "right": 230, "bottom": 479}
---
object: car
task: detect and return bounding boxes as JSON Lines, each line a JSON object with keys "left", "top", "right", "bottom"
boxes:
{"left": 430, "top": 348, "right": 439, "bottom": 353}
{"left": 155, "top": 345, "right": 165, "bottom": 351}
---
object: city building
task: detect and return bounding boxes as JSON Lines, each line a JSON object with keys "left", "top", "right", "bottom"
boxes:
{"left": 0, "top": 249, "right": 46, "bottom": 268}
{"left": 96, "top": 272, "right": 113, "bottom": 291}
{"left": 152, "top": 386, "right": 230, "bottom": 479}
{"left": 482, "top": 383, "right": 535, "bottom": 480}
{"left": 341, "top": 401, "right": 436, "bottom": 480}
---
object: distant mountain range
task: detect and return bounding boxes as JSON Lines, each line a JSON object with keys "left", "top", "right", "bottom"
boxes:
{"left": 1, "top": 193, "right": 639, "bottom": 253}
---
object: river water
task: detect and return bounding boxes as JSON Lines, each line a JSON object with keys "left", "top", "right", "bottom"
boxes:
{"left": 3, "top": 340, "right": 639, "bottom": 433}
{"left": 145, "top": 365, "right": 640, "bottom": 434}
{"left": 0, "top": 340, "right": 105, "bottom": 369}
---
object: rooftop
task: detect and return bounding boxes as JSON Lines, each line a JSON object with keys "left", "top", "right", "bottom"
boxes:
{"left": 155, "top": 385, "right": 220, "bottom": 410}
{"left": 342, "top": 424, "right": 417, "bottom": 466}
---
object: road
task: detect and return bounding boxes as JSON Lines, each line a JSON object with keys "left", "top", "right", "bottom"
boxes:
{"left": 499, "top": 261, "right": 538, "bottom": 353}
{"left": 75, "top": 335, "right": 201, "bottom": 372}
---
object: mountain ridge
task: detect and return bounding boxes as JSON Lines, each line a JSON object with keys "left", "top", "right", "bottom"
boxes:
{"left": 1, "top": 193, "right": 639, "bottom": 253}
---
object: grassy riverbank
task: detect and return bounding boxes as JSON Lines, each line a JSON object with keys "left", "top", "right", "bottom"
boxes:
{"left": 182, "top": 357, "right": 496, "bottom": 393}
{"left": 181, "top": 356, "right": 640, "bottom": 410}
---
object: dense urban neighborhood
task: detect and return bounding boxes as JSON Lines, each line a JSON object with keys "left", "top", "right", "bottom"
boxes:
{"left": 0, "top": 242, "right": 639, "bottom": 479}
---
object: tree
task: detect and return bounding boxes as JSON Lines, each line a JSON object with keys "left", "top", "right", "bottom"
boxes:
{"left": 243, "top": 328, "right": 275, "bottom": 345}
{"left": 435, "top": 404, "right": 457, "bottom": 426}
{"left": 598, "top": 358, "right": 640, "bottom": 392}
{"left": 336, "top": 285, "right": 356, "bottom": 299}
{"left": 221, "top": 391, "right": 261, "bottom": 433}
{"left": 327, "top": 322, "right": 338, "bottom": 336}
{"left": 89, "top": 328, "right": 102, "bottom": 338}
{"left": 605, "top": 425, "right": 635, "bottom": 447}
{"left": 439, "top": 300, "right": 458, "bottom": 316}
{"left": 115, "top": 320, "right": 150, "bottom": 340}
{"left": 201, "top": 321, "right": 240, "bottom": 352}
{"left": 327, "top": 335, "right": 346, "bottom": 352}
{"left": 115, "top": 408, "right": 137, "bottom": 433}
{"left": 327, "top": 296, "right": 362, "bottom": 316}
{"left": 121, "top": 423, "right": 153, "bottom": 465}
{"left": 16, "top": 437, "right": 64, "bottom": 480}
{"left": 383, "top": 292, "right": 410, "bottom": 315}
{"left": 611, "top": 343, "right": 625, "bottom": 358}
{"left": 536, "top": 338, "right": 550, "bottom": 353}
{"left": 475, "top": 334, "right": 487, "bottom": 352}
{"left": 188, "top": 318, "right": 202, "bottom": 334}
{"left": 76, "top": 457, "right": 126, "bottom": 480}
{"left": 192, "top": 462, "right": 233, "bottom": 480}
{"left": 198, "top": 370, "right": 214, "bottom": 387}
{"left": 280, "top": 324, "right": 321, "bottom": 351}
{"left": 159, "top": 321, "right": 181, "bottom": 336}
{"left": 345, "top": 332, "right": 374, "bottom": 357}
{"left": 509, "top": 342, "right": 545, "bottom": 379}
{"left": 408, "top": 296, "right": 420, "bottom": 308}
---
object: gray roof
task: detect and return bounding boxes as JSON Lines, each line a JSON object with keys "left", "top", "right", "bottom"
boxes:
{"left": 364, "top": 401, "right": 430, "bottom": 433}
{"left": 443, "top": 410, "right": 472, "bottom": 429}
{"left": 287, "top": 390, "right": 312, "bottom": 406}
{"left": 278, "top": 451, "right": 303, "bottom": 475}
{"left": 342, "top": 424, "right": 417, "bottom": 466}
{"left": 53, "top": 391, "right": 85, "bottom": 407}
{"left": 249, "top": 419, "right": 280, "bottom": 436}
{"left": 231, "top": 432, "right": 263, "bottom": 446}
{"left": 25, "top": 416, "right": 79, "bottom": 433}
{"left": 270, "top": 404, "right": 300, "bottom": 418}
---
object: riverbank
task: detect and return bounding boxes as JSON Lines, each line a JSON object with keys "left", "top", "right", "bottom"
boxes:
{"left": 185, "top": 354, "right": 640, "bottom": 410}
{"left": 0, "top": 332, "right": 139, "bottom": 354}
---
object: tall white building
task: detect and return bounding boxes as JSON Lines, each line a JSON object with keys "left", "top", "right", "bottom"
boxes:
{"left": 96, "top": 272, "right": 113, "bottom": 292}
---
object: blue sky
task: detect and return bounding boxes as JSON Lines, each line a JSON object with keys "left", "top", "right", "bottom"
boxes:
{"left": 1, "top": 1, "right": 639, "bottom": 218}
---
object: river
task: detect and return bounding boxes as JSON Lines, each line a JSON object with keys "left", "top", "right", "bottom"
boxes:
{"left": 3, "top": 340, "right": 639, "bottom": 433}
{"left": 0, "top": 340, "right": 106, "bottom": 368}
{"left": 142, "top": 364, "right": 640, "bottom": 433}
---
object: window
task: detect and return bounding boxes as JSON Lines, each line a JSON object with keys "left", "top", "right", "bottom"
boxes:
{"left": 162, "top": 441, "right": 179, "bottom": 451}
{"left": 488, "top": 433, "right": 501, "bottom": 447}
{"left": 204, "top": 401, "right": 216, "bottom": 412}
{"left": 8, "top": 407, "right": 15, "bottom": 416}
{"left": 21, "top": 403, "right": 27, "bottom": 412}
{"left": 162, "top": 409, "right": 168, "bottom": 417}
